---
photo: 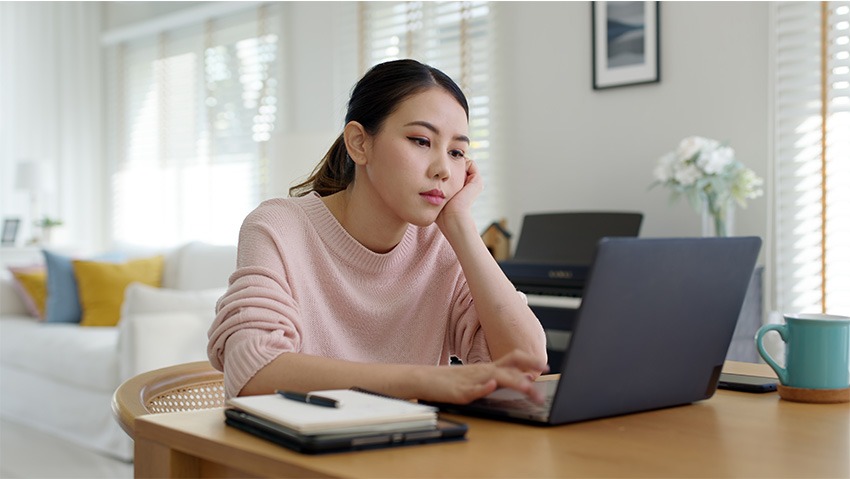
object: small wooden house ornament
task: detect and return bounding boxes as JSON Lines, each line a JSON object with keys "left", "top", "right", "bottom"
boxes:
{"left": 481, "top": 218, "right": 512, "bottom": 261}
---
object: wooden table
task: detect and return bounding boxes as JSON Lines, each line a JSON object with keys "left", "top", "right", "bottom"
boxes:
{"left": 134, "top": 362, "right": 849, "bottom": 478}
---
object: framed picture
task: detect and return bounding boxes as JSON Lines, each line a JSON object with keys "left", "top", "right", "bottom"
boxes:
{"left": 2, "top": 218, "right": 21, "bottom": 246}
{"left": 592, "top": 1, "right": 660, "bottom": 90}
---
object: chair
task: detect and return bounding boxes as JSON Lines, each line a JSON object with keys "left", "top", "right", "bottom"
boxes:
{"left": 112, "top": 360, "right": 225, "bottom": 439}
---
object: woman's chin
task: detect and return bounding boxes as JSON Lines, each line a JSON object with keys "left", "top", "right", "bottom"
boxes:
{"left": 407, "top": 210, "right": 442, "bottom": 227}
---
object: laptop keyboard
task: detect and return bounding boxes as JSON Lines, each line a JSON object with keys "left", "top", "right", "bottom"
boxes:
{"left": 472, "top": 396, "right": 552, "bottom": 415}
{"left": 470, "top": 382, "right": 557, "bottom": 415}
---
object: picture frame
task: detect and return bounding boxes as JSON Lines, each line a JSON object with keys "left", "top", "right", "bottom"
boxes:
{"left": 592, "top": 1, "right": 660, "bottom": 90}
{"left": 2, "top": 218, "right": 21, "bottom": 246}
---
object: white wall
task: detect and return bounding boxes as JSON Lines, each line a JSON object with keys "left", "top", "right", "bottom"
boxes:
{"left": 496, "top": 2, "right": 769, "bottom": 243}
{"left": 98, "top": 1, "right": 770, "bottom": 248}
{"left": 270, "top": 2, "right": 349, "bottom": 199}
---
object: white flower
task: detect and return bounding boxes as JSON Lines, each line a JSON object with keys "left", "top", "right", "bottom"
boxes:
{"left": 734, "top": 168, "right": 765, "bottom": 201}
{"left": 698, "top": 145, "right": 735, "bottom": 175}
{"left": 676, "top": 136, "right": 707, "bottom": 161}
{"left": 673, "top": 163, "right": 702, "bottom": 186}
{"left": 651, "top": 136, "right": 764, "bottom": 215}
{"left": 653, "top": 152, "right": 676, "bottom": 182}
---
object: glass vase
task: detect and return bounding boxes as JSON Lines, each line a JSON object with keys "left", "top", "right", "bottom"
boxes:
{"left": 701, "top": 196, "right": 735, "bottom": 237}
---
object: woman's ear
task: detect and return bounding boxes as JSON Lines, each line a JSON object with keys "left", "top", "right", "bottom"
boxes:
{"left": 343, "top": 121, "right": 370, "bottom": 165}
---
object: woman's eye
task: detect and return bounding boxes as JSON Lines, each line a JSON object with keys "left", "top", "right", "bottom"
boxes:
{"left": 449, "top": 149, "right": 466, "bottom": 159}
{"left": 408, "top": 137, "right": 430, "bottom": 147}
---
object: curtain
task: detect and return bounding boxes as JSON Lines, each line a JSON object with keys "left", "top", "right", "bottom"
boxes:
{"left": 0, "top": 2, "right": 103, "bottom": 249}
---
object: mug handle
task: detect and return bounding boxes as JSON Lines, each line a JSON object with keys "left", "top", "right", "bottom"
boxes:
{"left": 755, "top": 324, "right": 788, "bottom": 385}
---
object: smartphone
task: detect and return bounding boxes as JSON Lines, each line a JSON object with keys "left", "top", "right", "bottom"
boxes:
{"left": 717, "top": 372, "right": 778, "bottom": 393}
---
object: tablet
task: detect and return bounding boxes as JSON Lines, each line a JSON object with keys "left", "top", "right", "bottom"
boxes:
{"left": 224, "top": 408, "right": 468, "bottom": 454}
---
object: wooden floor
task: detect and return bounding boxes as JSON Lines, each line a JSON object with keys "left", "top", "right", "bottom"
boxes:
{"left": 0, "top": 418, "right": 132, "bottom": 479}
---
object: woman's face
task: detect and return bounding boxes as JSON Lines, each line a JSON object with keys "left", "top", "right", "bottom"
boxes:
{"left": 359, "top": 87, "right": 470, "bottom": 227}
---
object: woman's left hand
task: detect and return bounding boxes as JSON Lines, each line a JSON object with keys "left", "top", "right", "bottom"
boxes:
{"left": 436, "top": 158, "right": 482, "bottom": 231}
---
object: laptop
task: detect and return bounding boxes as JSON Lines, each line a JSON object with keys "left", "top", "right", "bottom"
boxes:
{"left": 426, "top": 236, "right": 762, "bottom": 425}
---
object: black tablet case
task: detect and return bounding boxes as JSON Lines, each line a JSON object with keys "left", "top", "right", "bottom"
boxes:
{"left": 224, "top": 408, "right": 467, "bottom": 454}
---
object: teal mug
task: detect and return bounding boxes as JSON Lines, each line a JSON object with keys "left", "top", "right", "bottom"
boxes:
{"left": 755, "top": 313, "right": 850, "bottom": 390}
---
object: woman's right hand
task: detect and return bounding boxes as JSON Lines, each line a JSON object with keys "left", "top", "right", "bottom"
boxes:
{"left": 417, "top": 350, "right": 549, "bottom": 405}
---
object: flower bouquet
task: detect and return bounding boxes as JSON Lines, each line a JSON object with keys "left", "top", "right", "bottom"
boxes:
{"left": 651, "top": 136, "right": 763, "bottom": 237}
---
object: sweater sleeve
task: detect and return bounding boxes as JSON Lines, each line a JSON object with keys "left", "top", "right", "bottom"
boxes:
{"left": 446, "top": 275, "right": 492, "bottom": 364}
{"left": 207, "top": 211, "right": 302, "bottom": 397}
{"left": 447, "top": 278, "right": 537, "bottom": 365}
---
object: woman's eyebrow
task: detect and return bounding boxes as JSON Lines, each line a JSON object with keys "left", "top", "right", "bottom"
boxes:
{"left": 405, "top": 120, "right": 470, "bottom": 144}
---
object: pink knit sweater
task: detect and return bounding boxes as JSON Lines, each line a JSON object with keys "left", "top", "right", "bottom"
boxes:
{"left": 208, "top": 192, "right": 511, "bottom": 397}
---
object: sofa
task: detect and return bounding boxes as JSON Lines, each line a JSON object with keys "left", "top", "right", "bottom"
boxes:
{"left": 0, "top": 241, "right": 236, "bottom": 461}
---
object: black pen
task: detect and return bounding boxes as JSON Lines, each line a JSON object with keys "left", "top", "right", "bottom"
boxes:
{"left": 275, "top": 390, "right": 340, "bottom": 408}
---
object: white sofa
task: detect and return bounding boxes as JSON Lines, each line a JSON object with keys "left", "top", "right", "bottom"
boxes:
{"left": 0, "top": 242, "right": 236, "bottom": 461}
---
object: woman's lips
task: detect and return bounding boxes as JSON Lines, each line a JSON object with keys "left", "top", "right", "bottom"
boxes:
{"left": 420, "top": 189, "right": 445, "bottom": 206}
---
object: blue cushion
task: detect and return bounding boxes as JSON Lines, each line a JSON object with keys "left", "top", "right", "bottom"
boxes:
{"left": 42, "top": 250, "right": 125, "bottom": 323}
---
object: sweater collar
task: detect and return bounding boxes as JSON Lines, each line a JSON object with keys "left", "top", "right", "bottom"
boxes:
{"left": 298, "top": 192, "right": 418, "bottom": 272}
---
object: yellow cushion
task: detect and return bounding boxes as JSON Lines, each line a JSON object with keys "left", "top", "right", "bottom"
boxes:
{"left": 73, "top": 256, "right": 164, "bottom": 327}
{"left": 9, "top": 266, "right": 48, "bottom": 319}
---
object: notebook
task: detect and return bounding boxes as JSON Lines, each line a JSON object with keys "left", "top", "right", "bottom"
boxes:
{"left": 226, "top": 389, "right": 437, "bottom": 435}
{"left": 225, "top": 388, "right": 467, "bottom": 454}
{"left": 425, "top": 236, "right": 762, "bottom": 425}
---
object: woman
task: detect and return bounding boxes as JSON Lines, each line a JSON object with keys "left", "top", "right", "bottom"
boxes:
{"left": 208, "top": 59, "right": 548, "bottom": 404}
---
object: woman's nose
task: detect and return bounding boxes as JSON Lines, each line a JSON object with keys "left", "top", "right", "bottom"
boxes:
{"left": 428, "top": 153, "right": 451, "bottom": 180}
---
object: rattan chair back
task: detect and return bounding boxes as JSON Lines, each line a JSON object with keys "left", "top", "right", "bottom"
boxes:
{"left": 112, "top": 360, "right": 225, "bottom": 439}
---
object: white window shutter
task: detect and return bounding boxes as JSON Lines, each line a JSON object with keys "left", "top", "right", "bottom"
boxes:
{"left": 773, "top": 1, "right": 850, "bottom": 316}
{"left": 106, "top": 5, "right": 283, "bottom": 248}
{"left": 358, "top": 2, "right": 497, "bottom": 232}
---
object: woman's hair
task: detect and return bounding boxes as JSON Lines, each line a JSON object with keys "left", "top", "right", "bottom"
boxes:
{"left": 289, "top": 59, "right": 469, "bottom": 197}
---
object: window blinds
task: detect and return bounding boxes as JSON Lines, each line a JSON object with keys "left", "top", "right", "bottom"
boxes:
{"left": 357, "top": 1, "right": 497, "bottom": 232}
{"left": 773, "top": 1, "right": 850, "bottom": 315}
{"left": 106, "top": 5, "right": 282, "bottom": 248}
{"left": 107, "top": 2, "right": 496, "bottom": 246}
